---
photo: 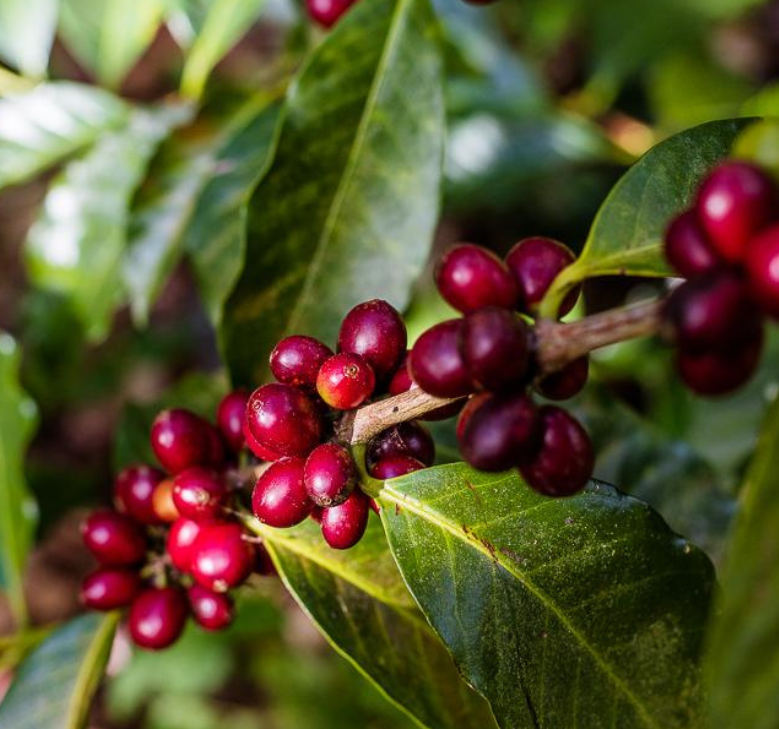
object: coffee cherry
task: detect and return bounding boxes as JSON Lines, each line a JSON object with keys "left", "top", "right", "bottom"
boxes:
{"left": 370, "top": 455, "right": 425, "bottom": 479}
{"left": 82, "top": 510, "right": 146, "bottom": 566}
{"left": 242, "top": 419, "right": 282, "bottom": 461}
{"left": 388, "top": 352, "right": 413, "bottom": 395}
{"left": 188, "top": 585, "right": 234, "bottom": 631}
{"left": 252, "top": 457, "right": 312, "bottom": 528}
{"left": 245, "top": 383, "right": 323, "bottom": 458}
{"left": 520, "top": 406, "right": 593, "bottom": 497}
{"left": 172, "top": 468, "right": 227, "bottom": 522}
{"left": 306, "top": 0, "right": 356, "bottom": 27}
{"left": 304, "top": 444, "right": 357, "bottom": 507}
{"left": 151, "top": 478, "right": 180, "bottom": 522}
{"left": 696, "top": 161, "right": 778, "bottom": 262}
{"left": 114, "top": 464, "right": 166, "bottom": 525}
{"left": 536, "top": 356, "right": 589, "bottom": 401}
{"left": 129, "top": 587, "right": 189, "bottom": 650}
{"left": 270, "top": 335, "right": 334, "bottom": 391}
{"left": 459, "top": 307, "right": 531, "bottom": 390}
{"left": 746, "top": 223, "right": 779, "bottom": 319}
{"left": 458, "top": 392, "right": 540, "bottom": 472}
{"left": 81, "top": 568, "right": 141, "bottom": 611}
{"left": 410, "top": 320, "right": 472, "bottom": 398}
{"left": 317, "top": 353, "right": 376, "bottom": 409}
{"left": 505, "top": 237, "right": 579, "bottom": 316}
{"left": 337, "top": 299, "right": 407, "bottom": 381}
{"left": 151, "top": 408, "right": 222, "bottom": 474}
{"left": 166, "top": 517, "right": 205, "bottom": 573}
{"left": 456, "top": 393, "right": 490, "bottom": 443}
{"left": 216, "top": 390, "right": 249, "bottom": 452}
{"left": 321, "top": 491, "right": 370, "bottom": 550}
{"left": 190, "top": 523, "right": 254, "bottom": 592}
{"left": 435, "top": 244, "right": 518, "bottom": 314}
{"left": 367, "top": 421, "right": 435, "bottom": 468}
{"left": 664, "top": 210, "right": 721, "bottom": 277}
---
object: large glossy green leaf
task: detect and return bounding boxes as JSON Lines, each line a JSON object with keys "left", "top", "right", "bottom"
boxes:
{"left": 380, "top": 465, "right": 714, "bottom": 729}
{"left": 0, "top": 82, "right": 129, "bottom": 191}
{"left": 0, "top": 333, "right": 38, "bottom": 627}
{"left": 539, "top": 118, "right": 755, "bottom": 318}
{"left": 0, "top": 612, "right": 118, "bottom": 729}
{"left": 222, "top": 0, "right": 445, "bottom": 386}
{"left": 0, "top": 0, "right": 59, "bottom": 77}
{"left": 252, "top": 517, "right": 498, "bottom": 729}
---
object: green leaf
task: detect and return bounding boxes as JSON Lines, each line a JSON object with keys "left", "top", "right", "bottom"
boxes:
{"left": 0, "top": 612, "right": 119, "bottom": 729}
{"left": 26, "top": 103, "right": 190, "bottom": 341}
{"left": 380, "top": 465, "right": 714, "bottom": 729}
{"left": 0, "top": 82, "right": 129, "bottom": 191}
{"left": 255, "top": 517, "right": 498, "bottom": 729}
{"left": 706, "top": 396, "right": 779, "bottom": 729}
{"left": 0, "top": 0, "right": 59, "bottom": 77}
{"left": 222, "top": 0, "right": 445, "bottom": 386}
{"left": 539, "top": 118, "right": 755, "bottom": 318}
{"left": 0, "top": 333, "right": 38, "bottom": 627}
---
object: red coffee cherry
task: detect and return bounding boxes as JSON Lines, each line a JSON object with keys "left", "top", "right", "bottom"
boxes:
{"left": 81, "top": 567, "right": 141, "bottom": 611}
{"left": 151, "top": 478, "right": 179, "bottom": 523}
{"left": 456, "top": 393, "right": 490, "bottom": 443}
{"left": 317, "top": 353, "right": 376, "bottom": 409}
{"left": 151, "top": 408, "right": 222, "bottom": 474}
{"left": 388, "top": 352, "right": 413, "bottom": 395}
{"left": 459, "top": 307, "right": 531, "bottom": 391}
{"left": 216, "top": 390, "right": 249, "bottom": 452}
{"left": 129, "top": 587, "right": 189, "bottom": 651}
{"left": 242, "top": 419, "right": 282, "bottom": 461}
{"left": 520, "top": 406, "right": 593, "bottom": 497}
{"left": 535, "top": 356, "right": 589, "bottom": 401}
{"left": 664, "top": 210, "right": 721, "bottom": 277}
{"left": 410, "top": 319, "right": 472, "bottom": 398}
{"left": 370, "top": 455, "right": 425, "bottom": 479}
{"left": 337, "top": 299, "right": 407, "bottom": 381}
{"left": 245, "top": 383, "right": 323, "bottom": 458}
{"left": 746, "top": 223, "right": 779, "bottom": 319}
{"left": 458, "top": 392, "right": 540, "bottom": 472}
{"left": 81, "top": 510, "right": 146, "bottom": 566}
{"left": 306, "top": 0, "right": 357, "bottom": 28}
{"left": 304, "top": 443, "right": 357, "bottom": 508}
{"left": 114, "top": 464, "right": 166, "bottom": 525}
{"left": 190, "top": 522, "right": 254, "bottom": 593}
{"left": 696, "top": 161, "right": 778, "bottom": 262}
{"left": 321, "top": 490, "right": 370, "bottom": 550}
{"left": 435, "top": 244, "right": 518, "bottom": 314}
{"left": 367, "top": 421, "right": 435, "bottom": 469}
{"left": 252, "top": 457, "right": 313, "bottom": 528}
{"left": 270, "top": 335, "right": 334, "bottom": 391}
{"left": 188, "top": 585, "right": 234, "bottom": 631}
{"left": 505, "top": 237, "right": 579, "bottom": 316}
{"left": 172, "top": 468, "right": 228, "bottom": 522}
{"left": 166, "top": 517, "right": 205, "bottom": 573}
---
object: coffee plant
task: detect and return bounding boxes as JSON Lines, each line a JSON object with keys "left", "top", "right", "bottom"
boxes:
{"left": 1, "top": 1, "right": 779, "bottom": 728}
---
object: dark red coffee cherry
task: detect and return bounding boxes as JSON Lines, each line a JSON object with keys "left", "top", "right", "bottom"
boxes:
{"left": 317, "top": 353, "right": 376, "bottom": 409}
{"left": 167, "top": 517, "right": 205, "bottom": 573}
{"left": 458, "top": 392, "right": 541, "bottom": 472}
{"left": 151, "top": 408, "right": 222, "bottom": 474}
{"left": 388, "top": 352, "right": 413, "bottom": 395}
{"left": 129, "top": 587, "right": 189, "bottom": 651}
{"left": 746, "top": 223, "right": 779, "bottom": 319}
{"left": 321, "top": 490, "right": 370, "bottom": 550}
{"left": 216, "top": 390, "right": 249, "bottom": 452}
{"left": 114, "top": 464, "right": 166, "bottom": 525}
{"left": 188, "top": 585, "right": 234, "bottom": 631}
{"left": 245, "top": 383, "right": 323, "bottom": 458}
{"left": 306, "top": 0, "right": 357, "bottom": 27}
{"left": 190, "top": 522, "right": 254, "bottom": 592}
{"left": 370, "top": 455, "right": 426, "bottom": 479}
{"left": 254, "top": 543, "right": 277, "bottom": 576}
{"left": 81, "top": 510, "right": 146, "bottom": 566}
{"left": 535, "top": 356, "right": 589, "bottom": 401}
{"left": 367, "top": 421, "right": 435, "bottom": 468}
{"left": 303, "top": 443, "right": 357, "bottom": 507}
{"left": 337, "top": 299, "right": 407, "bottom": 381}
{"left": 151, "top": 478, "right": 179, "bottom": 523}
{"left": 696, "top": 161, "right": 778, "bottom": 262}
{"left": 435, "top": 244, "right": 518, "bottom": 314}
{"left": 172, "top": 468, "right": 227, "bottom": 522}
{"left": 410, "top": 319, "right": 472, "bottom": 398}
{"left": 459, "top": 307, "right": 531, "bottom": 390}
{"left": 661, "top": 271, "right": 761, "bottom": 352}
{"left": 270, "top": 335, "right": 334, "bottom": 391}
{"left": 81, "top": 567, "right": 141, "bottom": 611}
{"left": 252, "top": 457, "right": 312, "bottom": 528}
{"left": 664, "top": 210, "right": 721, "bottom": 277}
{"left": 505, "top": 237, "right": 579, "bottom": 316}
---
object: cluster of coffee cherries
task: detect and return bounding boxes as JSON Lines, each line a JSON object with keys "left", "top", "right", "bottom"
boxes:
{"left": 661, "top": 160, "right": 779, "bottom": 396}
{"left": 80, "top": 394, "right": 275, "bottom": 650}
